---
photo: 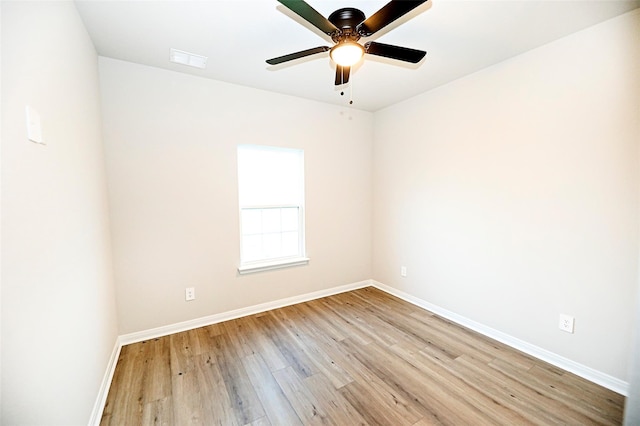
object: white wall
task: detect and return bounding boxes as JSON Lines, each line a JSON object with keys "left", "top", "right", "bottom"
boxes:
{"left": 373, "top": 9, "right": 640, "bottom": 382}
{"left": 1, "top": 2, "right": 119, "bottom": 424}
{"left": 99, "top": 57, "right": 373, "bottom": 334}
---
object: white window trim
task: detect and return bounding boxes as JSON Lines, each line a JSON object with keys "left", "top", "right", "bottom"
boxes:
{"left": 237, "top": 256, "right": 310, "bottom": 275}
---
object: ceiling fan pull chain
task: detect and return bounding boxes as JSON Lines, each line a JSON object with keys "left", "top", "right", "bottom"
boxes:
{"left": 349, "top": 80, "right": 354, "bottom": 105}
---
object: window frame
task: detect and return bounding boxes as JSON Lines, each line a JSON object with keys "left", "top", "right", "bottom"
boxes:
{"left": 236, "top": 146, "right": 308, "bottom": 274}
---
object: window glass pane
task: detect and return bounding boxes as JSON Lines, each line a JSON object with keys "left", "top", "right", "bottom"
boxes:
{"left": 242, "top": 235, "right": 262, "bottom": 262}
{"left": 281, "top": 207, "right": 299, "bottom": 232}
{"left": 241, "top": 209, "right": 262, "bottom": 235}
{"left": 281, "top": 231, "right": 299, "bottom": 257}
{"left": 262, "top": 233, "right": 281, "bottom": 259}
{"left": 262, "top": 208, "right": 281, "bottom": 234}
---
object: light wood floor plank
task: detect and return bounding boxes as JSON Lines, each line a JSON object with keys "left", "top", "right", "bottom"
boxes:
{"left": 141, "top": 396, "right": 173, "bottom": 426}
{"left": 171, "top": 359, "right": 219, "bottom": 425}
{"left": 343, "top": 339, "right": 488, "bottom": 425}
{"left": 338, "top": 380, "right": 420, "bottom": 426}
{"left": 144, "top": 338, "right": 172, "bottom": 404}
{"left": 316, "top": 297, "right": 374, "bottom": 345}
{"left": 193, "top": 352, "right": 239, "bottom": 425}
{"left": 222, "top": 317, "right": 258, "bottom": 358}
{"left": 210, "top": 333, "right": 265, "bottom": 425}
{"left": 489, "top": 358, "right": 622, "bottom": 424}
{"left": 283, "top": 304, "right": 355, "bottom": 388}
{"left": 303, "top": 373, "right": 367, "bottom": 425}
{"left": 271, "top": 366, "right": 332, "bottom": 425}
{"left": 452, "top": 354, "right": 578, "bottom": 424}
{"left": 241, "top": 353, "right": 302, "bottom": 426}
{"left": 101, "top": 287, "right": 624, "bottom": 425}
{"left": 324, "top": 340, "right": 425, "bottom": 424}
{"left": 390, "top": 340, "right": 535, "bottom": 425}
{"left": 302, "top": 299, "right": 349, "bottom": 341}
{"left": 169, "top": 331, "right": 197, "bottom": 376}
{"left": 264, "top": 308, "right": 322, "bottom": 377}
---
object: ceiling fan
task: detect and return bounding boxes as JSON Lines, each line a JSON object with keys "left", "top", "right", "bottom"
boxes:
{"left": 266, "top": 0, "right": 428, "bottom": 86}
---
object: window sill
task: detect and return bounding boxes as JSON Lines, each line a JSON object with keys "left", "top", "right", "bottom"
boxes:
{"left": 238, "top": 257, "right": 310, "bottom": 275}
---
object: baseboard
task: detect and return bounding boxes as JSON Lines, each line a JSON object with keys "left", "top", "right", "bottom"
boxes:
{"left": 371, "top": 280, "right": 629, "bottom": 396}
{"left": 88, "top": 338, "right": 122, "bottom": 426}
{"left": 119, "top": 279, "right": 372, "bottom": 345}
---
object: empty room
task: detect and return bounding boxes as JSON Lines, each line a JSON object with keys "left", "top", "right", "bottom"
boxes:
{"left": 2, "top": 0, "right": 640, "bottom": 424}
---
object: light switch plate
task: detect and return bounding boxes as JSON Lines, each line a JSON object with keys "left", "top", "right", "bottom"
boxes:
{"left": 26, "top": 106, "right": 44, "bottom": 144}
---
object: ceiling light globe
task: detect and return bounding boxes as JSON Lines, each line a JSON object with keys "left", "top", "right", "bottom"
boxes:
{"left": 330, "top": 41, "right": 364, "bottom": 67}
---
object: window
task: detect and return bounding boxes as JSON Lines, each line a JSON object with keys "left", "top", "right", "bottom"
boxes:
{"left": 237, "top": 145, "right": 307, "bottom": 273}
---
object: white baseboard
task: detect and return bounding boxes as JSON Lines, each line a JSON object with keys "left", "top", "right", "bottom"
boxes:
{"left": 89, "top": 339, "right": 122, "bottom": 426}
{"left": 371, "top": 280, "right": 629, "bottom": 396}
{"left": 119, "top": 280, "right": 372, "bottom": 345}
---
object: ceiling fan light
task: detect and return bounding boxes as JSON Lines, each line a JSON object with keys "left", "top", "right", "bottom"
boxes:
{"left": 330, "top": 41, "right": 364, "bottom": 67}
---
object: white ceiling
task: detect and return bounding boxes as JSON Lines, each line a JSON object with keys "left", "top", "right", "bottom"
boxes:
{"left": 75, "top": 0, "right": 639, "bottom": 112}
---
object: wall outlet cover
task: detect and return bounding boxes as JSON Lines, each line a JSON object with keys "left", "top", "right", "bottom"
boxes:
{"left": 185, "top": 287, "right": 195, "bottom": 301}
{"left": 559, "top": 314, "right": 575, "bottom": 333}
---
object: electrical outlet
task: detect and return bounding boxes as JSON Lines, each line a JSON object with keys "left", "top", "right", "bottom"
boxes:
{"left": 400, "top": 266, "right": 407, "bottom": 277}
{"left": 559, "top": 314, "right": 574, "bottom": 333}
{"left": 185, "top": 287, "right": 195, "bottom": 301}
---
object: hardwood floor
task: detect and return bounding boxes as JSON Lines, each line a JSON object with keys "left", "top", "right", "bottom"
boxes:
{"left": 101, "top": 287, "right": 624, "bottom": 425}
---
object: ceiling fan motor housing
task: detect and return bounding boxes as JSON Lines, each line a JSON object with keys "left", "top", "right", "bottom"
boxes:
{"left": 328, "top": 8, "right": 365, "bottom": 43}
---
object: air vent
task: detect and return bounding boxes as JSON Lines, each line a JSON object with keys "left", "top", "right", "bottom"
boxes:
{"left": 169, "top": 48, "right": 207, "bottom": 69}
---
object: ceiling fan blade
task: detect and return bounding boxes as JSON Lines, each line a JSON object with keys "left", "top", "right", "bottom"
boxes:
{"left": 278, "top": 0, "right": 339, "bottom": 35}
{"left": 364, "top": 41, "right": 426, "bottom": 64}
{"left": 334, "top": 65, "right": 351, "bottom": 85}
{"left": 357, "top": 0, "right": 428, "bottom": 37}
{"left": 266, "top": 46, "right": 330, "bottom": 65}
